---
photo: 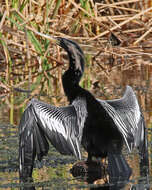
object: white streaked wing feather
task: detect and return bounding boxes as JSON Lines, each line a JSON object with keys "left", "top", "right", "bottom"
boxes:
{"left": 97, "top": 86, "right": 144, "bottom": 152}
{"left": 99, "top": 100, "right": 132, "bottom": 151}
{"left": 29, "top": 98, "right": 87, "bottom": 159}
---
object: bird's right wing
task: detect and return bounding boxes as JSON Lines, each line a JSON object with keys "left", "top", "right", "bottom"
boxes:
{"left": 97, "top": 86, "right": 146, "bottom": 153}
{"left": 97, "top": 86, "right": 149, "bottom": 178}
{"left": 19, "top": 97, "right": 87, "bottom": 179}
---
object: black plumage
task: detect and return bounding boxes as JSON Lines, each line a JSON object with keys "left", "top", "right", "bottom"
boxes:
{"left": 19, "top": 37, "right": 149, "bottom": 182}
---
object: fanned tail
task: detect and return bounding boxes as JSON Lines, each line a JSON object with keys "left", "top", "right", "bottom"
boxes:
{"left": 108, "top": 153, "right": 132, "bottom": 190}
{"left": 19, "top": 104, "right": 49, "bottom": 180}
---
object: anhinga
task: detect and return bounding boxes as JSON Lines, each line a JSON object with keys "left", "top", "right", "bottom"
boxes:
{"left": 19, "top": 37, "right": 149, "bottom": 183}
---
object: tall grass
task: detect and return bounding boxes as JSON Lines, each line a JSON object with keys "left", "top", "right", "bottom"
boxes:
{"left": 0, "top": 0, "right": 152, "bottom": 184}
{"left": 0, "top": 0, "right": 152, "bottom": 127}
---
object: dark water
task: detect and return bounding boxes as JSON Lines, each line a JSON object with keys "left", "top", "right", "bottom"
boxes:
{"left": 0, "top": 123, "right": 151, "bottom": 189}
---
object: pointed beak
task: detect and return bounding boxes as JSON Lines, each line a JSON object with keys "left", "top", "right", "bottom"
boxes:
{"left": 26, "top": 29, "right": 62, "bottom": 46}
{"left": 31, "top": 31, "right": 60, "bottom": 45}
{"left": 49, "top": 36, "right": 60, "bottom": 45}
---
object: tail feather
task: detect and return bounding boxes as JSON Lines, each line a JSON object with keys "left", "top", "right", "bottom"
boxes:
{"left": 108, "top": 153, "right": 132, "bottom": 179}
{"left": 108, "top": 153, "right": 132, "bottom": 190}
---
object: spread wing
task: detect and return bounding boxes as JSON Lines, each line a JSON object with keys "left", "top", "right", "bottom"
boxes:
{"left": 97, "top": 86, "right": 146, "bottom": 153}
{"left": 19, "top": 97, "right": 87, "bottom": 179}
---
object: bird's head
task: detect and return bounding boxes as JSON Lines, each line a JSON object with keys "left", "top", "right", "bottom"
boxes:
{"left": 50, "top": 37, "right": 85, "bottom": 74}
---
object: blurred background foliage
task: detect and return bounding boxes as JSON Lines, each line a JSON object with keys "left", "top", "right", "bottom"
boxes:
{"left": 0, "top": 0, "right": 152, "bottom": 125}
{"left": 0, "top": 0, "right": 152, "bottom": 188}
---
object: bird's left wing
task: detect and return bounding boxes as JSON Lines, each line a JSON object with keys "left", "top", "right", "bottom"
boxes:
{"left": 19, "top": 98, "right": 87, "bottom": 179}
{"left": 97, "top": 86, "right": 146, "bottom": 153}
{"left": 98, "top": 86, "right": 149, "bottom": 177}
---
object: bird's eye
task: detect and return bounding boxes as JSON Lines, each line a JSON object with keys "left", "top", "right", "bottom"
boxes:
{"left": 75, "top": 70, "right": 80, "bottom": 75}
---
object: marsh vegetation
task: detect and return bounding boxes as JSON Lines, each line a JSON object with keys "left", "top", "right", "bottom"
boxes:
{"left": 0, "top": 0, "right": 152, "bottom": 189}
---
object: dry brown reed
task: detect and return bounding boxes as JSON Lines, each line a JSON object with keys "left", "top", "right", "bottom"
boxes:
{"left": 0, "top": 0, "right": 152, "bottom": 122}
{"left": 0, "top": 0, "right": 152, "bottom": 179}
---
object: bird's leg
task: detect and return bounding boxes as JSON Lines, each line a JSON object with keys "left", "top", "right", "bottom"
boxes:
{"left": 101, "top": 158, "right": 106, "bottom": 165}
{"left": 101, "top": 158, "right": 108, "bottom": 183}
{"left": 87, "top": 152, "right": 92, "bottom": 163}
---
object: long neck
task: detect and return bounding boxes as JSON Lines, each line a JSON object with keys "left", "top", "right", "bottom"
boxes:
{"left": 62, "top": 52, "right": 85, "bottom": 103}
{"left": 66, "top": 47, "right": 84, "bottom": 72}
{"left": 57, "top": 38, "right": 85, "bottom": 102}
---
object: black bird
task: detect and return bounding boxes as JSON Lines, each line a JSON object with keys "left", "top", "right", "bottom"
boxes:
{"left": 19, "top": 37, "right": 149, "bottom": 183}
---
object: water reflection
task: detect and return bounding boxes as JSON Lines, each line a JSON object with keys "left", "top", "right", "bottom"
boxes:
{"left": 70, "top": 160, "right": 132, "bottom": 190}
{"left": 0, "top": 123, "right": 151, "bottom": 189}
{"left": 0, "top": 123, "right": 149, "bottom": 189}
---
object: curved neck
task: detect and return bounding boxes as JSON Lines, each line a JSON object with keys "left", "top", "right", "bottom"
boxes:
{"left": 62, "top": 68, "right": 83, "bottom": 103}
{"left": 62, "top": 54, "right": 85, "bottom": 102}
{"left": 66, "top": 48, "right": 84, "bottom": 73}
{"left": 57, "top": 38, "right": 85, "bottom": 102}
